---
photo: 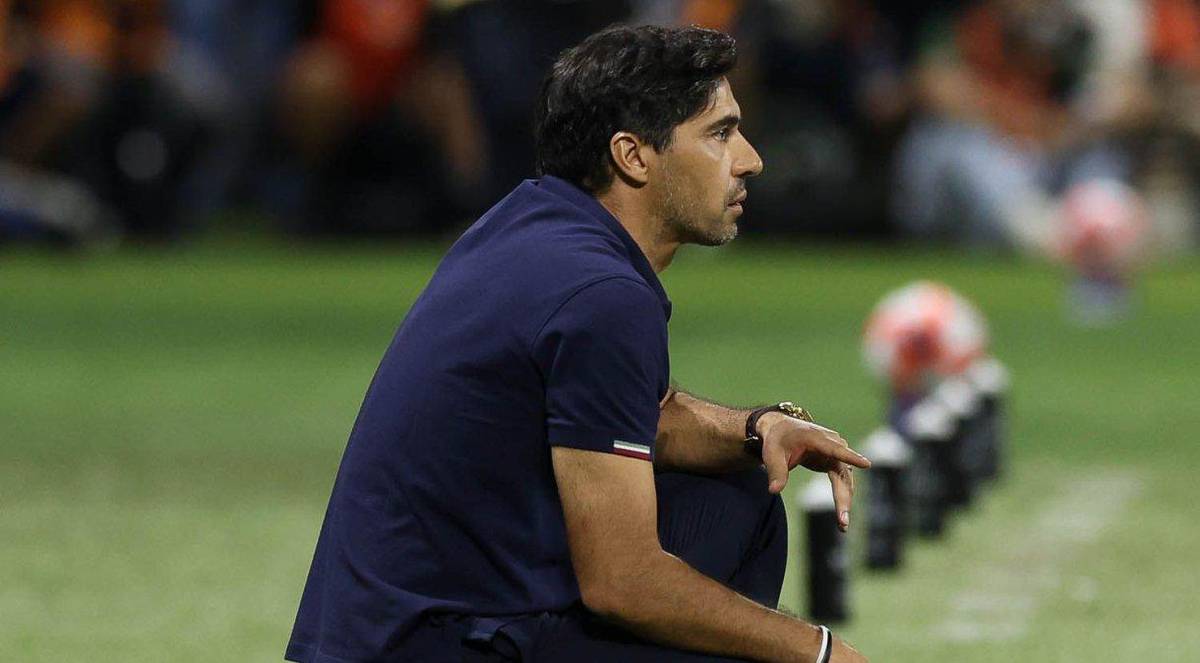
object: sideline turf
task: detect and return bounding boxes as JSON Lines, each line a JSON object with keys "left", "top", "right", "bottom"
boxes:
{"left": 2, "top": 242, "right": 1197, "bottom": 661}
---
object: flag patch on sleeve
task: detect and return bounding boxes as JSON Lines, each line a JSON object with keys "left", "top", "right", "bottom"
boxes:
{"left": 612, "top": 439, "right": 652, "bottom": 460}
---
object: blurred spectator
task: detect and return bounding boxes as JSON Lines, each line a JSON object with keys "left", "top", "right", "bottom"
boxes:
{"left": 3, "top": 0, "right": 1198, "bottom": 249}
{"left": 261, "top": 0, "right": 633, "bottom": 235}
{"left": 260, "top": 0, "right": 564, "bottom": 236}
{"left": 443, "top": 0, "right": 632, "bottom": 205}
{"left": 1139, "top": 0, "right": 1200, "bottom": 253}
{"left": 0, "top": 0, "right": 223, "bottom": 243}
{"left": 83, "top": 0, "right": 210, "bottom": 239}
{"left": 888, "top": 0, "right": 1199, "bottom": 254}
{"left": 1, "top": 0, "right": 117, "bottom": 245}
{"left": 895, "top": 0, "right": 1101, "bottom": 249}
{"left": 164, "top": 0, "right": 306, "bottom": 226}
{"left": 741, "top": 0, "right": 909, "bottom": 237}
{"left": 258, "top": 0, "right": 449, "bottom": 235}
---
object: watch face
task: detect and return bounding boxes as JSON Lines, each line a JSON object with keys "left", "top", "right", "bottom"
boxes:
{"left": 780, "top": 402, "right": 814, "bottom": 422}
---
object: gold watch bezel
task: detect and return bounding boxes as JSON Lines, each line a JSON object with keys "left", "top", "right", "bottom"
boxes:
{"left": 778, "top": 401, "right": 814, "bottom": 423}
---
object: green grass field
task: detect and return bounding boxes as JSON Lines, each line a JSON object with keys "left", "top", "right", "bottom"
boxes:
{"left": 3, "top": 241, "right": 1198, "bottom": 661}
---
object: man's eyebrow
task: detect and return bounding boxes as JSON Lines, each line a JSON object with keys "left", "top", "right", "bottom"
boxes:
{"left": 705, "top": 114, "right": 740, "bottom": 132}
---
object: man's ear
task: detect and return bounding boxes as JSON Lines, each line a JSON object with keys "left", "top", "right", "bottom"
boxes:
{"left": 608, "top": 132, "right": 651, "bottom": 186}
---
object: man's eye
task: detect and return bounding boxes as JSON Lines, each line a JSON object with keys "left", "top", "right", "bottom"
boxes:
{"left": 714, "top": 128, "right": 730, "bottom": 141}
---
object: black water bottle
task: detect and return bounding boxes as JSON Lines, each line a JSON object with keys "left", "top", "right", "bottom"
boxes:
{"left": 967, "top": 358, "right": 1010, "bottom": 483}
{"left": 902, "top": 399, "right": 956, "bottom": 538}
{"left": 801, "top": 478, "right": 849, "bottom": 623}
{"left": 933, "top": 377, "right": 982, "bottom": 509}
{"left": 863, "top": 427, "right": 911, "bottom": 570}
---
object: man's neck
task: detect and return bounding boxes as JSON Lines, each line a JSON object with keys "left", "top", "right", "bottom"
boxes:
{"left": 595, "top": 188, "right": 680, "bottom": 273}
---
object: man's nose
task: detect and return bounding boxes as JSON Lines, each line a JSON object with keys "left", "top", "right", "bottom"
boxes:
{"left": 734, "top": 135, "right": 764, "bottom": 178}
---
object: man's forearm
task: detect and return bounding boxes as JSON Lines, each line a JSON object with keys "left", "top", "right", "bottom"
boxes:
{"left": 595, "top": 546, "right": 826, "bottom": 662}
{"left": 655, "top": 388, "right": 761, "bottom": 473}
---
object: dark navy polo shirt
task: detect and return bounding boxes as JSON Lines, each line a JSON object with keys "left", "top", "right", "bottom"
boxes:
{"left": 286, "top": 176, "right": 672, "bottom": 663}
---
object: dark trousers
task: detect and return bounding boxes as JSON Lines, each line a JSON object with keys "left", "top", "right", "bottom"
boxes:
{"left": 426, "top": 467, "right": 788, "bottom": 662}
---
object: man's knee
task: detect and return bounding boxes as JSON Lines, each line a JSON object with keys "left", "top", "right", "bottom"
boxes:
{"left": 655, "top": 468, "right": 786, "bottom": 572}
{"left": 658, "top": 467, "right": 769, "bottom": 521}
{"left": 719, "top": 466, "right": 780, "bottom": 510}
{"left": 722, "top": 468, "right": 787, "bottom": 553}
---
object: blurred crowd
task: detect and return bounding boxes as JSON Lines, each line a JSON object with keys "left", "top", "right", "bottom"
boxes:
{"left": 2, "top": 0, "right": 1199, "bottom": 253}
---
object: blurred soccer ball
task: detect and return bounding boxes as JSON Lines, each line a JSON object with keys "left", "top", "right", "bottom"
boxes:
{"left": 862, "top": 281, "right": 988, "bottom": 394}
{"left": 1057, "top": 178, "right": 1147, "bottom": 275}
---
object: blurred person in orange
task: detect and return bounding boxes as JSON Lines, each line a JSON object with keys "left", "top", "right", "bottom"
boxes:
{"left": 264, "top": 0, "right": 488, "bottom": 234}
{"left": 892, "top": 0, "right": 1151, "bottom": 252}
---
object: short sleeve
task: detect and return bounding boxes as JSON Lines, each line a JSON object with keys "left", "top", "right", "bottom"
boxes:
{"left": 532, "top": 277, "right": 669, "bottom": 462}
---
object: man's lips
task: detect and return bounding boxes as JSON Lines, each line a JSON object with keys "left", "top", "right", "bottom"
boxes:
{"left": 728, "top": 191, "right": 747, "bottom": 207}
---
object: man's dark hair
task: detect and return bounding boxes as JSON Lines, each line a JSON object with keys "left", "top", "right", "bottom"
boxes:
{"left": 534, "top": 25, "right": 737, "bottom": 193}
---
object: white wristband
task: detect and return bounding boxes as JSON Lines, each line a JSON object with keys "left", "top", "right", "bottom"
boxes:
{"left": 815, "top": 625, "right": 832, "bottom": 663}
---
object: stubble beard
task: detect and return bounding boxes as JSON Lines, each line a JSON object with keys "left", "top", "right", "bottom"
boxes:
{"left": 661, "top": 174, "right": 738, "bottom": 248}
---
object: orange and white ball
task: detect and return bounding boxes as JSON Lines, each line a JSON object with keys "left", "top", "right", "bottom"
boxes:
{"left": 862, "top": 281, "right": 988, "bottom": 394}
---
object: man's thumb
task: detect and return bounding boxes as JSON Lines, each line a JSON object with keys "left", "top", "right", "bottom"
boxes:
{"left": 762, "top": 445, "right": 789, "bottom": 494}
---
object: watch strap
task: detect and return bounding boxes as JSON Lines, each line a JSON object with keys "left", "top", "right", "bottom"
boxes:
{"left": 743, "top": 401, "right": 813, "bottom": 459}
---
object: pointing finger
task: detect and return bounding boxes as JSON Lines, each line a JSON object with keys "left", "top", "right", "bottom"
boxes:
{"left": 829, "top": 464, "right": 854, "bottom": 531}
{"left": 826, "top": 439, "right": 872, "bottom": 469}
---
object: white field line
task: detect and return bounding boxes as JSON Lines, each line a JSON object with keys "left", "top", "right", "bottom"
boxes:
{"left": 932, "top": 472, "right": 1142, "bottom": 643}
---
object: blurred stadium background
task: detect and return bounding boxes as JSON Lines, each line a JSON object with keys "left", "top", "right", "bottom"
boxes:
{"left": 3, "top": 0, "right": 1199, "bottom": 661}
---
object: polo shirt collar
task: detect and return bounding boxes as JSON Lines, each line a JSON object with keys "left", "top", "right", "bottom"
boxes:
{"left": 537, "top": 176, "right": 672, "bottom": 320}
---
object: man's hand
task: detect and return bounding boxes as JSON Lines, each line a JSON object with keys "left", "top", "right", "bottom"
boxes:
{"left": 757, "top": 413, "right": 871, "bottom": 531}
{"left": 654, "top": 388, "right": 872, "bottom": 533}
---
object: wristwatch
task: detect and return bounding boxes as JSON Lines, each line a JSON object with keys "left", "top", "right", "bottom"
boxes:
{"left": 743, "top": 401, "right": 813, "bottom": 459}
